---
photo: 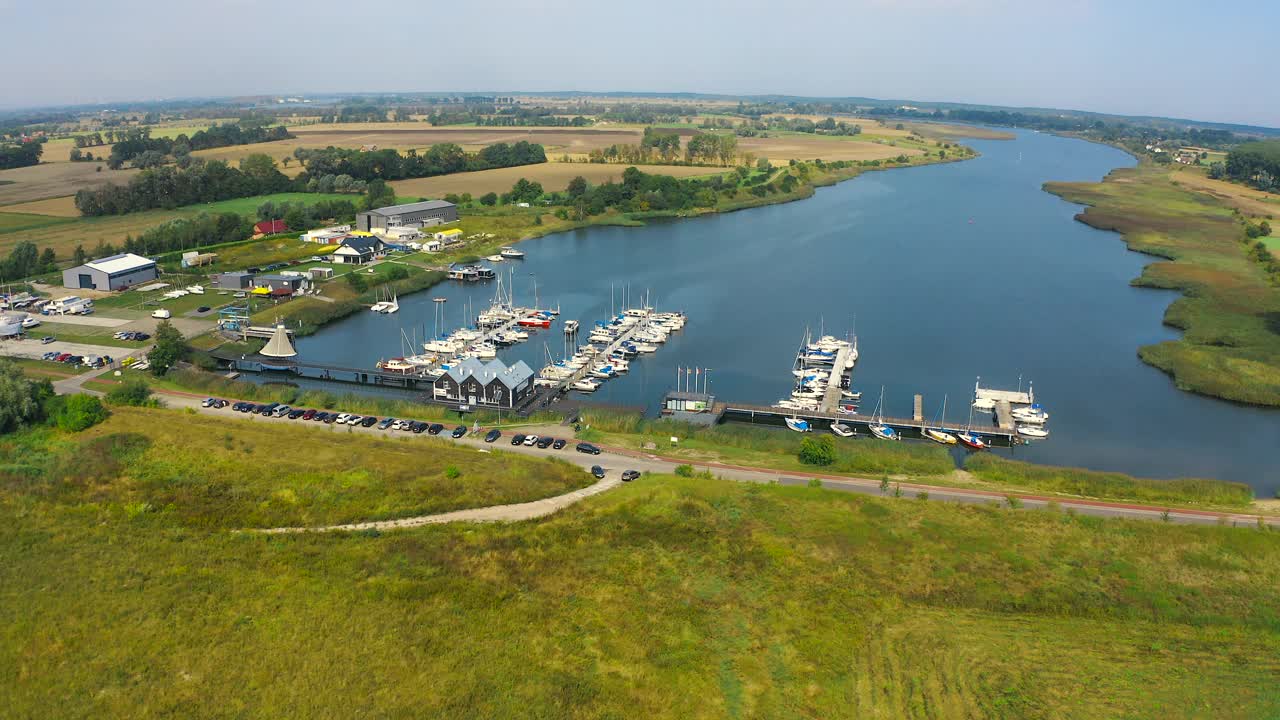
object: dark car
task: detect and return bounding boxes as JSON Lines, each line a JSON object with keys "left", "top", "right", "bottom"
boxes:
{"left": 621, "top": 470, "right": 641, "bottom": 482}
{"left": 360, "top": 416, "right": 379, "bottom": 427}
{"left": 232, "top": 401, "right": 246, "bottom": 411}
{"left": 323, "top": 413, "right": 337, "bottom": 424}
{"left": 260, "top": 403, "right": 279, "bottom": 416}
{"left": 511, "top": 433, "right": 526, "bottom": 446}
{"left": 484, "top": 429, "right": 501, "bottom": 443}
{"left": 288, "top": 408, "right": 305, "bottom": 419}
{"left": 196, "top": 306, "right": 211, "bottom": 313}
{"left": 302, "top": 409, "right": 317, "bottom": 420}
{"left": 427, "top": 423, "right": 444, "bottom": 435}
{"left": 552, "top": 438, "right": 567, "bottom": 450}
{"left": 135, "top": 332, "right": 150, "bottom": 341}
{"left": 576, "top": 442, "right": 601, "bottom": 455}
{"left": 451, "top": 426, "right": 467, "bottom": 438}
{"left": 536, "top": 436, "right": 554, "bottom": 449}
{"left": 590, "top": 465, "right": 606, "bottom": 479}
{"left": 411, "top": 421, "right": 426, "bottom": 434}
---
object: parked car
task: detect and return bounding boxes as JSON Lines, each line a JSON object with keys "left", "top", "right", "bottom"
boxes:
{"left": 40, "top": 336, "right": 54, "bottom": 344}
{"left": 379, "top": 418, "right": 395, "bottom": 430}
{"left": 346, "top": 415, "right": 363, "bottom": 426}
{"left": 360, "top": 416, "right": 378, "bottom": 427}
{"left": 201, "top": 398, "right": 216, "bottom": 408}
{"left": 288, "top": 408, "right": 306, "bottom": 419}
{"left": 323, "top": 413, "right": 337, "bottom": 424}
{"left": 273, "top": 405, "right": 292, "bottom": 418}
{"left": 511, "top": 433, "right": 526, "bottom": 446}
{"left": 334, "top": 413, "right": 350, "bottom": 424}
{"left": 522, "top": 435, "right": 538, "bottom": 447}
{"left": 302, "top": 409, "right": 317, "bottom": 420}
{"left": 451, "top": 426, "right": 467, "bottom": 438}
{"left": 576, "top": 443, "right": 601, "bottom": 455}
{"left": 411, "top": 421, "right": 426, "bottom": 434}
{"left": 552, "top": 438, "right": 567, "bottom": 450}
{"left": 621, "top": 470, "right": 641, "bottom": 482}
{"left": 484, "top": 429, "right": 501, "bottom": 443}
{"left": 536, "top": 436, "right": 554, "bottom": 449}
{"left": 54, "top": 353, "right": 71, "bottom": 362}
{"left": 196, "top": 306, "right": 211, "bottom": 313}
{"left": 591, "top": 465, "right": 606, "bottom": 479}
{"left": 428, "top": 423, "right": 444, "bottom": 435}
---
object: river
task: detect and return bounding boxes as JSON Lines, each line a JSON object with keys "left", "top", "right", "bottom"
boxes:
{"left": 294, "top": 130, "right": 1280, "bottom": 493}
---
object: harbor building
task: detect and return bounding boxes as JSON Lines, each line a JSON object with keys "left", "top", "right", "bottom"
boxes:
{"left": 433, "top": 358, "right": 535, "bottom": 409}
{"left": 332, "top": 235, "right": 385, "bottom": 264}
{"left": 61, "top": 253, "right": 157, "bottom": 291}
{"left": 356, "top": 200, "right": 458, "bottom": 233}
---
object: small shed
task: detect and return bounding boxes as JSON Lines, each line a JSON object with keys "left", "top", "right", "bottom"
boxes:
{"left": 308, "top": 267, "right": 334, "bottom": 280}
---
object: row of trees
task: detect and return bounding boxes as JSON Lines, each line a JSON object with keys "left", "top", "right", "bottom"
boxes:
{"left": 0, "top": 141, "right": 42, "bottom": 170}
{"left": 1223, "top": 141, "right": 1280, "bottom": 191}
{"left": 74, "top": 154, "right": 292, "bottom": 216}
{"left": 0, "top": 241, "right": 58, "bottom": 283}
{"left": 588, "top": 131, "right": 748, "bottom": 167}
{"left": 294, "top": 141, "right": 546, "bottom": 182}
{"left": 102, "top": 123, "right": 292, "bottom": 169}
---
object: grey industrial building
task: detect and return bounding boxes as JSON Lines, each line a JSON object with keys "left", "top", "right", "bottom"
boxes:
{"left": 356, "top": 200, "right": 458, "bottom": 233}
{"left": 61, "top": 253, "right": 158, "bottom": 291}
{"left": 213, "top": 271, "right": 256, "bottom": 289}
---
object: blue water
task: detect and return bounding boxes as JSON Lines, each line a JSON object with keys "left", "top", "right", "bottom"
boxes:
{"left": 295, "top": 130, "right": 1280, "bottom": 493}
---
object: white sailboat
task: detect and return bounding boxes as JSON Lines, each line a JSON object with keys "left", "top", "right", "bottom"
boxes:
{"left": 868, "top": 387, "right": 898, "bottom": 441}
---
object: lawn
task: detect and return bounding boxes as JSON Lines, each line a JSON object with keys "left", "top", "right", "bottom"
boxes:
{"left": 1046, "top": 164, "right": 1280, "bottom": 406}
{"left": 2, "top": 449, "right": 1279, "bottom": 717}
{"left": 0, "top": 211, "right": 75, "bottom": 233}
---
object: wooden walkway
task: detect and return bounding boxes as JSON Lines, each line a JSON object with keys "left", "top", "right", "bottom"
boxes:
{"left": 817, "top": 346, "right": 854, "bottom": 414}
{"left": 722, "top": 402, "right": 1016, "bottom": 441}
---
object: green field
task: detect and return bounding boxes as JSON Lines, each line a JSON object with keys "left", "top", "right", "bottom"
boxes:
{"left": 0, "top": 192, "right": 355, "bottom": 260}
{"left": 1046, "top": 164, "right": 1280, "bottom": 406}
{"left": 2, "top": 407, "right": 1278, "bottom": 717}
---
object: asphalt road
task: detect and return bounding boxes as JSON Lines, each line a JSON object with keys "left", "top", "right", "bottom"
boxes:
{"left": 155, "top": 390, "right": 1280, "bottom": 530}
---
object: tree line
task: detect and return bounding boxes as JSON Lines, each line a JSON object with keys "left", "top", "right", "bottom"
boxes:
{"left": 74, "top": 154, "right": 292, "bottom": 216}
{"left": 1223, "top": 141, "right": 1280, "bottom": 191}
{"left": 294, "top": 141, "right": 546, "bottom": 182}
{"left": 100, "top": 123, "right": 292, "bottom": 169}
{"left": 0, "top": 241, "right": 58, "bottom": 283}
{"left": 586, "top": 129, "right": 746, "bottom": 167}
{"left": 0, "top": 141, "right": 43, "bottom": 170}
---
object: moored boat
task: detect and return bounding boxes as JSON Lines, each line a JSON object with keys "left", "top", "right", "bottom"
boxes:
{"left": 784, "top": 417, "right": 811, "bottom": 433}
{"left": 499, "top": 246, "right": 525, "bottom": 259}
{"left": 830, "top": 423, "right": 854, "bottom": 438}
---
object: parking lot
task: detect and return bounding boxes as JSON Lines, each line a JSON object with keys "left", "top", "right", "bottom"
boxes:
{"left": 1, "top": 336, "right": 140, "bottom": 363}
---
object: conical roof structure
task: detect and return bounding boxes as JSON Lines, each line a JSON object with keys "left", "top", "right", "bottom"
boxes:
{"left": 260, "top": 324, "right": 297, "bottom": 358}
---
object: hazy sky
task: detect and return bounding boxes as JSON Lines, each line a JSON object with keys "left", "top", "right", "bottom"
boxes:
{"left": 4, "top": 0, "right": 1277, "bottom": 127}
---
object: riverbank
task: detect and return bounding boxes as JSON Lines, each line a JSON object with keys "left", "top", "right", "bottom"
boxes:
{"left": 1045, "top": 163, "right": 1280, "bottom": 406}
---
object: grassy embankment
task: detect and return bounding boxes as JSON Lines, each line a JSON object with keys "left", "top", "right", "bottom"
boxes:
{"left": 574, "top": 410, "right": 1256, "bottom": 509}
{"left": 1045, "top": 163, "right": 1280, "bottom": 406}
{"left": 2, "top": 456, "right": 1279, "bottom": 716}
{"left": 0, "top": 406, "right": 590, "bottom": 529}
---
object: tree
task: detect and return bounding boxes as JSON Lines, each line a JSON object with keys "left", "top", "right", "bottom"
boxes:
{"left": 148, "top": 319, "right": 186, "bottom": 376}
{"left": 73, "top": 245, "right": 87, "bottom": 266}
{"left": 105, "top": 378, "right": 153, "bottom": 406}
{"left": 567, "top": 175, "right": 588, "bottom": 198}
{"left": 53, "top": 394, "right": 110, "bottom": 432}
{"left": 798, "top": 435, "right": 836, "bottom": 466}
{"left": 480, "top": 192, "right": 498, "bottom": 206}
{"left": 0, "top": 359, "right": 52, "bottom": 433}
{"left": 346, "top": 272, "right": 368, "bottom": 293}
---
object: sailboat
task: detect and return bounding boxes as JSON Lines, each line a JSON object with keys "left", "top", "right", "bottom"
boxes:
{"left": 868, "top": 387, "right": 897, "bottom": 440}
{"left": 956, "top": 404, "right": 988, "bottom": 450}
{"left": 922, "top": 394, "right": 958, "bottom": 445}
{"left": 785, "top": 417, "right": 811, "bottom": 433}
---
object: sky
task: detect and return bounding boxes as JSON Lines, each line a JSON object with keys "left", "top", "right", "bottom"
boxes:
{"left": 3, "top": 0, "right": 1277, "bottom": 127}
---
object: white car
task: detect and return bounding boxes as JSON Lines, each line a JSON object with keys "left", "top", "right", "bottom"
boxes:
{"left": 346, "top": 415, "right": 363, "bottom": 425}
{"left": 523, "top": 435, "right": 539, "bottom": 446}
{"left": 334, "top": 413, "right": 351, "bottom": 424}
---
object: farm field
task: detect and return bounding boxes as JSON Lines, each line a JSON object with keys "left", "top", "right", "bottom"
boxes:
{"left": 738, "top": 132, "right": 926, "bottom": 162}
{"left": 0, "top": 162, "right": 139, "bottom": 206}
{"left": 1170, "top": 168, "right": 1280, "bottom": 216}
{"left": 2, "top": 424, "right": 1279, "bottom": 719}
{"left": 0, "top": 192, "right": 354, "bottom": 260}
{"left": 391, "top": 162, "right": 723, "bottom": 198}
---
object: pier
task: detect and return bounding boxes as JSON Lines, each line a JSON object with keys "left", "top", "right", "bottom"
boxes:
{"left": 817, "top": 345, "right": 854, "bottom": 414}
{"left": 554, "top": 313, "right": 660, "bottom": 393}
{"left": 721, "top": 401, "right": 1018, "bottom": 444}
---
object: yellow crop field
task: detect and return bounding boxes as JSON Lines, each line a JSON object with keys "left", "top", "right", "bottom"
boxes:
{"left": 392, "top": 163, "right": 722, "bottom": 198}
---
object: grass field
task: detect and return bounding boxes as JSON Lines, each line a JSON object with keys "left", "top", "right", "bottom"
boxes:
{"left": 1170, "top": 168, "right": 1280, "bottom": 216}
{"left": 1046, "top": 164, "right": 1280, "bottom": 406}
{"left": 0, "top": 191, "right": 354, "bottom": 260}
{"left": 3, "top": 429, "right": 1279, "bottom": 718}
{"left": 0, "top": 161, "right": 139, "bottom": 206}
{"left": 0, "top": 210, "right": 75, "bottom": 232}
{"left": 391, "top": 162, "right": 722, "bottom": 199}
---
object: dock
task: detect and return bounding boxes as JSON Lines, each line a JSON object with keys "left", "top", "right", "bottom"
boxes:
{"left": 241, "top": 325, "right": 295, "bottom": 340}
{"left": 554, "top": 314, "right": 659, "bottom": 393}
{"left": 817, "top": 345, "right": 854, "bottom": 414}
{"left": 722, "top": 402, "right": 1018, "bottom": 444}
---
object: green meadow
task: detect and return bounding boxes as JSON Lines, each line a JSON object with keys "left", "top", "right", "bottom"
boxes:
{"left": 2, "top": 419, "right": 1279, "bottom": 717}
{"left": 1046, "top": 164, "right": 1280, "bottom": 406}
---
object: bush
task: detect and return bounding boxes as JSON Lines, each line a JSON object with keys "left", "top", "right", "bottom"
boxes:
{"left": 798, "top": 435, "right": 836, "bottom": 466}
{"left": 674, "top": 464, "right": 694, "bottom": 477}
{"left": 53, "top": 394, "right": 109, "bottom": 432}
{"left": 444, "top": 465, "right": 461, "bottom": 479}
{"left": 106, "top": 379, "right": 154, "bottom": 407}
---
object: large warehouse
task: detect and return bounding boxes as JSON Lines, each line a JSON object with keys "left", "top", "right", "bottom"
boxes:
{"left": 61, "top": 253, "right": 158, "bottom": 291}
{"left": 356, "top": 200, "right": 458, "bottom": 233}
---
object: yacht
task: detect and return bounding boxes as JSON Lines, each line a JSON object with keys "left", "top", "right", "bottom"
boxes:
{"left": 571, "top": 378, "right": 601, "bottom": 392}
{"left": 499, "top": 246, "right": 525, "bottom": 259}
{"left": 1017, "top": 424, "right": 1049, "bottom": 439}
{"left": 590, "top": 365, "right": 615, "bottom": 379}
{"left": 423, "top": 338, "right": 460, "bottom": 354}
{"left": 923, "top": 428, "right": 957, "bottom": 445}
{"left": 487, "top": 255, "right": 505, "bottom": 262}
{"left": 376, "top": 358, "right": 418, "bottom": 374}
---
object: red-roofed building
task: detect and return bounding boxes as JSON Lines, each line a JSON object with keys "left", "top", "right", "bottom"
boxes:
{"left": 254, "top": 219, "right": 289, "bottom": 235}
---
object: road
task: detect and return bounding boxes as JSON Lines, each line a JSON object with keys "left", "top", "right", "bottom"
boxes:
{"left": 152, "top": 390, "right": 1280, "bottom": 531}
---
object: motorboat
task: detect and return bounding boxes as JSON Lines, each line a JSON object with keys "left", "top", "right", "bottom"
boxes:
{"left": 632, "top": 342, "right": 658, "bottom": 353}
{"left": 1017, "top": 424, "right": 1049, "bottom": 439}
{"left": 499, "top": 246, "right": 525, "bottom": 259}
{"left": 590, "top": 365, "right": 615, "bottom": 379}
{"left": 186, "top": 285, "right": 205, "bottom": 295}
{"left": 571, "top": 378, "right": 601, "bottom": 392}
{"left": 487, "top": 255, "right": 504, "bottom": 262}
{"left": 518, "top": 315, "right": 551, "bottom": 329}
{"left": 21, "top": 315, "right": 40, "bottom": 329}
{"left": 972, "top": 398, "right": 996, "bottom": 411}
{"left": 830, "top": 423, "right": 854, "bottom": 438}
{"left": 841, "top": 390, "right": 862, "bottom": 401}
{"left": 376, "top": 358, "right": 418, "bottom": 373}
{"left": 151, "top": 308, "right": 171, "bottom": 319}
{"left": 1012, "top": 404, "right": 1049, "bottom": 422}
{"left": 469, "top": 343, "right": 497, "bottom": 359}
{"left": 784, "top": 417, "right": 811, "bottom": 433}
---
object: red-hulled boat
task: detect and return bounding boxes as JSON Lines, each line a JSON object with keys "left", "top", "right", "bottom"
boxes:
{"left": 518, "top": 315, "right": 552, "bottom": 329}
{"left": 956, "top": 431, "right": 987, "bottom": 450}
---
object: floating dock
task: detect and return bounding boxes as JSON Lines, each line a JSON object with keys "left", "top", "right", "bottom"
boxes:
{"left": 722, "top": 401, "right": 1018, "bottom": 445}
{"left": 817, "top": 345, "right": 855, "bottom": 414}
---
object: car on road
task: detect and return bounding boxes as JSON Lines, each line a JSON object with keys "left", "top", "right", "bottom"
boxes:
{"left": 536, "top": 436, "right": 554, "bottom": 449}
{"left": 360, "top": 416, "right": 379, "bottom": 427}
{"left": 591, "top": 465, "right": 606, "bottom": 479}
{"left": 576, "top": 443, "right": 601, "bottom": 455}
{"left": 523, "top": 435, "right": 538, "bottom": 447}
{"left": 428, "top": 423, "right": 444, "bottom": 435}
{"left": 552, "top": 438, "right": 566, "bottom": 450}
{"left": 511, "top": 433, "right": 526, "bottom": 446}
{"left": 484, "top": 429, "right": 501, "bottom": 443}
{"left": 621, "top": 470, "right": 641, "bottom": 482}
{"left": 451, "top": 426, "right": 467, "bottom": 438}
{"left": 40, "top": 336, "right": 54, "bottom": 344}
